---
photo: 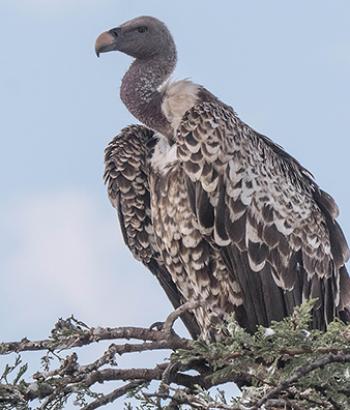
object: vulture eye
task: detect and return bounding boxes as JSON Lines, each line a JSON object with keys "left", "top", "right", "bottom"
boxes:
{"left": 137, "top": 26, "right": 148, "bottom": 33}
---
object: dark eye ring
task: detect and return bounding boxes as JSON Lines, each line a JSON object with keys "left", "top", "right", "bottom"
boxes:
{"left": 137, "top": 26, "right": 148, "bottom": 33}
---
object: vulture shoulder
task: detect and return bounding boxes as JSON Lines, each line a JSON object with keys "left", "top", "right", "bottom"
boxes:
{"left": 177, "top": 100, "right": 350, "bottom": 330}
{"left": 104, "top": 125, "right": 200, "bottom": 338}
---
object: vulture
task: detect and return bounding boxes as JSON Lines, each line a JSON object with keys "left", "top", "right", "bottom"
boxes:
{"left": 95, "top": 16, "right": 350, "bottom": 341}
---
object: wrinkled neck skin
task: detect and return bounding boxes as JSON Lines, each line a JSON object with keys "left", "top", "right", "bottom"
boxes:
{"left": 120, "top": 51, "right": 176, "bottom": 140}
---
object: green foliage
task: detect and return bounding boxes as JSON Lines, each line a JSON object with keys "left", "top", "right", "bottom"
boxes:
{"left": 0, "top": 356, "right": 30, "bottom": 410}
{"left": 134, "top": 301, "right": 350, "bottom": 409}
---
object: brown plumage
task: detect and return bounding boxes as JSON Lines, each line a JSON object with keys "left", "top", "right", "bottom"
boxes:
{"left": 98, "top": 16, "right": 350, "bottom": 340}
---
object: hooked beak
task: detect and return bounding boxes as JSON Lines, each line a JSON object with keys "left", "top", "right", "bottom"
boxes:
{"left": 95, "top": 29, "right": 120, "bottom": 57}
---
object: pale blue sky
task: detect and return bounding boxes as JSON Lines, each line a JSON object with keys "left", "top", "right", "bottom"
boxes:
{"left": 1, "top": 1, "right": 350, "bottom": 408}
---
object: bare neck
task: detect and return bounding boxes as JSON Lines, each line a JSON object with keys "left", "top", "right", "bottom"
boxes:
{"left": 120, "top": 51, "right": 176, "bottom": 139}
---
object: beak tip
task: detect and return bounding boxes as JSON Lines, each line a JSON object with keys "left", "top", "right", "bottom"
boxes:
{"left": 95, "top": 31, "right": 117, "bottom": 58}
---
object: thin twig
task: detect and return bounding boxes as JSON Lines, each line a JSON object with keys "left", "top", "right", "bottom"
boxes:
{"left": 82, "top": 381, "right": 144, "bottom": 410}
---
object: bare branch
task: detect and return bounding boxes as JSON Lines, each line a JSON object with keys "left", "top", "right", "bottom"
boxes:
{"left": 0, "top": 325, "right": 189, "bottom": 356}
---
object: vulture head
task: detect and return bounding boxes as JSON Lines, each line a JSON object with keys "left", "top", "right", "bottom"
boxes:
{"left": 95, "top": 16, "right": 176, "bottom": 59}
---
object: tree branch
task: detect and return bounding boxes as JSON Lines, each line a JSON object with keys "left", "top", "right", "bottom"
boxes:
{"left": 1, "top": 302, "right": 350, "bottom": 409}
{"left": 0, "top": 325, "right": 189, "bottom": 356}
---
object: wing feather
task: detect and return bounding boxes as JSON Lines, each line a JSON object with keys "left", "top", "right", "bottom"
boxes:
{"left": 104, "top": 125, "right": 200, "bottom": 338}
{"left": 177, "top": 101, "right": 350, "bottom": 329}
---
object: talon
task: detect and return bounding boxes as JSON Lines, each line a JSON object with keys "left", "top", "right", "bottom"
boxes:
{"left": 149, "top": 321, "right": 165, "bottom": 331}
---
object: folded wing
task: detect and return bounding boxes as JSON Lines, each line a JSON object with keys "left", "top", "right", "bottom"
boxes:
{"left": 177, "top": 101, "right": 350, "bottom": 331}
{"left": 104, "top": 125, "right": 200, "bottom": 338}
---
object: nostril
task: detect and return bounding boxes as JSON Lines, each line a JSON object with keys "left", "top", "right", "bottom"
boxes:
{"left": 109, "top": 28, "right": 120, "bottom": 38}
